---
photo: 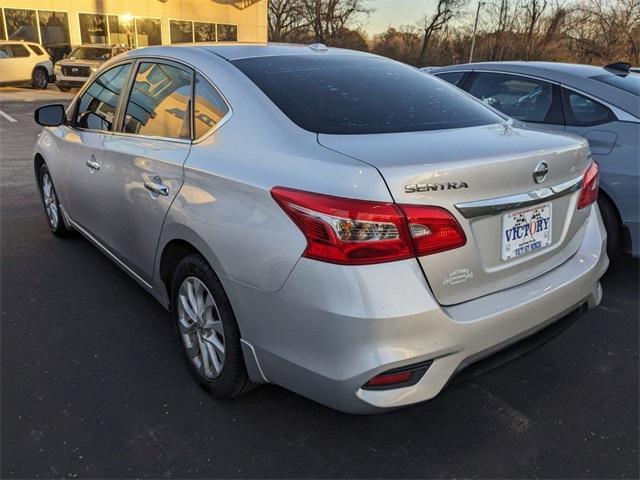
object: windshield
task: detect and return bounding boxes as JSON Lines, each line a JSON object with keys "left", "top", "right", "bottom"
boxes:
{"left": 233, "top": 55, "right": 502, "bottom": 135}
{"left": 68, "top": 47, "right": 111, "bottom": 61}
{"left": 591, "top": 72, "right": 640, "bottom": 95}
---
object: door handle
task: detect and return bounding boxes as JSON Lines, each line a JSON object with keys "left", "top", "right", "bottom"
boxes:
{"left": 86, "top": 157, "right": 100, "bottom": 171}
{"left": 144, "top": 177, "right": 169, "bottom": 196}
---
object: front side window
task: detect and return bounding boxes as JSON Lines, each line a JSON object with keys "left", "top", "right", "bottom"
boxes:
{"left": 75, "top": 63, "right": 132, "bottom": 131}
{"left": 194, "top": 73, "right": 229, "bottom": 138}
{"left": 123, "top": 62, "right": 192, "bottom": 139}
{"left": 436, "top": 71, "right": 465, "bottom": 86}
{"left": 170, "top": 20, "right": 193, "bottom": 44}
{"left": 5, "top": 8, "right": 38, "bottom": 43}
{"left": 217, "top": 24, "right": 238, "bottom": 42}
{"left": 468, "top": 72, "right": 555, "bottom": 123}
{"left": 563, "top": 89, "right": 616, "bottom": 126}
{"left": 38, "top": 11, "right": 71, "bottom": 48}
{"left": 79, "top": 13, "right": 108, "bottom": 44}
{"left": 0, "top": 45, "right": 12, "bottom": 58}
{"left": 233, "top": 55, "right": 501, "bottom": 135}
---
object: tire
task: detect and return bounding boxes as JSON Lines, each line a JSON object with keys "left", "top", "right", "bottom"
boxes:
{"left": 31, "top": 67, "right": 48, "bottom": 89}
{"left": 171, "top": 253, "right": 255, "bottom": 398}
{"left": 57, "top": 86, "right": 71, "bottom": 92}
{"left": 597, "top": 194, "right": 623, "bottom": 259}
{"left": 37, "top": 163, "right": 74, "bottom": 238}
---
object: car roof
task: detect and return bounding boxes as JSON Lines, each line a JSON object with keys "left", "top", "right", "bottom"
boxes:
{"left": 431, "top": 61, "right": 640, "bottom": 118}
{"left": 127, "top": 42, "right": 377, "bottom": 61}
{"left": 0, "top": 39, "right": 42, "bottom": 47}
{"left": 73, "top": 44, "right": 115, "bottom": 49}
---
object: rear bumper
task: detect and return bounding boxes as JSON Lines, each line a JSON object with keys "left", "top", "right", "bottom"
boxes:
{"left": 228, "top": 205, "right": 608, "bottom": 414}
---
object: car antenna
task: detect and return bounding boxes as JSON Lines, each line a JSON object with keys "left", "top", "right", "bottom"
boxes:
{"left": 308, "top": 43, "right": 329, "bottom": 53}
{"left": 604, "top": 62, "right": 631, "bottom": 73}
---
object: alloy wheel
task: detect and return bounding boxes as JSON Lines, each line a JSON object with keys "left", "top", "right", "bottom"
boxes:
{"left": 177, "top": 276, "right": 226, "bottom": 379}
{"left": 34, "top": 69, "right": 47, "bottom": 88}
{"left": 41, "top": 173, "right": 59, "bottom": 229}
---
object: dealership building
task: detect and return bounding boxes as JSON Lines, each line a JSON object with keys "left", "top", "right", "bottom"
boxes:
{"left": 0, "top": 0, "right": 268, "bottom": 53}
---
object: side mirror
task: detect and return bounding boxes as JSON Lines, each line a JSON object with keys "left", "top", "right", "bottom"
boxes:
{"left": 35, "top": 104, "right": 66, "bottom": 126}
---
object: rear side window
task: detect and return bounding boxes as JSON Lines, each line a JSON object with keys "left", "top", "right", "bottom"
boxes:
{"left": 123, "top": 62, "right": 192, "bottom": 139}
{"left": 194, "top": 73, "right": 230, "bottom": 139}
{"left": 468, "top": 72, "right": 555, "bottom": 123}
{"left": 435, "top": 71, "right": 465, "bottom": 86}
{"left": 76, "top": 63, "right": 132, "bottom": 131}
{"left": 10, "top": 44, "right": 30, "bottom": 58}
{"left": 0, "top": 46, "right": 12, "bottom": 58}
{"left": 28, "top": 44, "right": 44, "bottom": 56}
{"left": 232, "top": 55, "right": 501, "bottom": 135}
{"left": 562, "top": 89, "right": 616, "bottom": 126}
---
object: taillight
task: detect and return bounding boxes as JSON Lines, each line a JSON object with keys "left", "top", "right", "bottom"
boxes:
{"left": 271, "top": 187, "right": 466, "bottom": 265}
{"left": 578, "top": 161, "right": 599, "bottom": 209}
{"left": 400, "top": 205, "right": 467, "bottom": 256}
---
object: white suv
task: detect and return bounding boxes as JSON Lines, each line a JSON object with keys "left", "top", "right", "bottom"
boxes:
{"left": 0, "top": 40, "right": 53, "bottom": 89}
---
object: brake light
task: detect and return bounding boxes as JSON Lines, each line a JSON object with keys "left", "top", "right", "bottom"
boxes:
{"left": 271, "top": 187, "right": 466, "bottom": 265}
{"left": 400, "top": 205, "right": 467, "bottom": 256}
{"left": 578, "top": 161, "right": 599, "bottom": 209}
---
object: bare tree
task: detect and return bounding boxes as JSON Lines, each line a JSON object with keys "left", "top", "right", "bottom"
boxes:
{"left": 522, "top": 0, "right": 548, "bottom": 57}
{"left": 298, "top": 0, "right": 372, "bottom": 44}
{"left": 416, "top": 0, "right": 465, "bottom": 64}
{"left": 268, "top": 0, "right": 305, "bottom": 42}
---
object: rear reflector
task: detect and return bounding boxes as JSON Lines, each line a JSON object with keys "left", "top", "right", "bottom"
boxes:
{"left": 271, "top": 187, "right": 466, "bottom": 265}
{"left": 578, "top": 161, "right": 599, "bottom": 209}
{"left": 365, "top": 371, "right": 412, "bottom": 387}
{"left": 362, "top": 360, "right": 433, "bottom": 390}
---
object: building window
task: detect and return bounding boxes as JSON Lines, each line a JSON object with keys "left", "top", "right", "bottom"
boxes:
{"left": 217, "top": 24, "right": 238, "bottom": 42}
{"left": 135, "top": 18, "right": 161, "bottom": 46}
{"left": 108, "top": 15, "right": 136, "bottom": 49}
{"left": 0, "top": 9, "right": 6, "bottom": 40}
{"left": 170, "top": 20, "right": 193, "bottom": 44}
{"left": 38, "top": 11, "right": 71, "bottom": 49}
{"left": 5, "top": 8, "right": 39, "bottom": 43}
{"left": 194, "top": 22, "right": 216, "bottom": 42}
{"left": 79, "top": 13, "right": 108, "bottom": 44}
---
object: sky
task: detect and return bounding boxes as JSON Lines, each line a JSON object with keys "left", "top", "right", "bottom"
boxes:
{"left": 364, "top": 0, "right": 435, "bottom": 34}
{"left": 364, "top": 0, "right": 476, "bottom": 36}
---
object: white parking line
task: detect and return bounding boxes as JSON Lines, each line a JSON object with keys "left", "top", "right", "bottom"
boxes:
{"left": 0, "top": 108, "right": 17, "bottom": 122}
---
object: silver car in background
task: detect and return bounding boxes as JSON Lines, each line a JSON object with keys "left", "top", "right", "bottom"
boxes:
{"left": 429, "top": 61, "right": 640, "bottom": 258}
{"left": 33, "top": 45, "right": 608, "bottom": 414}
{"left": 54, "top": 44, "right": 128, "bottom": 91}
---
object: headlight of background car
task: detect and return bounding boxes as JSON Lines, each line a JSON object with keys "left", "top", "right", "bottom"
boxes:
{"left": 91, "top": 66, "right": 99, "bottom": 73}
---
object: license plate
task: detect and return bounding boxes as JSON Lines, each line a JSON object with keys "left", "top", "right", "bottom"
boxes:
{"left": 501, "top": 203, "right": 552, "bottom": 261}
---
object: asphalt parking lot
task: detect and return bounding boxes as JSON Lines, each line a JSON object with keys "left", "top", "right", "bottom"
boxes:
{"left": 1, "top": 87, "right": 638, "bottom": 479}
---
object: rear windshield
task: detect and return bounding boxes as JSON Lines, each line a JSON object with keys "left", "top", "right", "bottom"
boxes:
{"left": 232, "top": 55, "right": 502, "bottom": 134}
{"left": 68, "top": 47, "right": 111, "bottom": 61}
{"left": 591, "top": 73, "right": 640, "bottom": 96}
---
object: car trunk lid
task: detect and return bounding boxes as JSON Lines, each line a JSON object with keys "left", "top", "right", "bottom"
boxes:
{"left": 318, "top": 123, "right": 592, "bottom": 305}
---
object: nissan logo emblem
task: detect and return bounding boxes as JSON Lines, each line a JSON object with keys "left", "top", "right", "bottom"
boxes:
{"left": 533, "top": 161, "right": 549, "bottom": 184}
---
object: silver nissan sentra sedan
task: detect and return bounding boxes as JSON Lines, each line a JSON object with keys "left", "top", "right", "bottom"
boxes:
{"left": 33, "top": 44, "right": 608, "bottom": 414}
